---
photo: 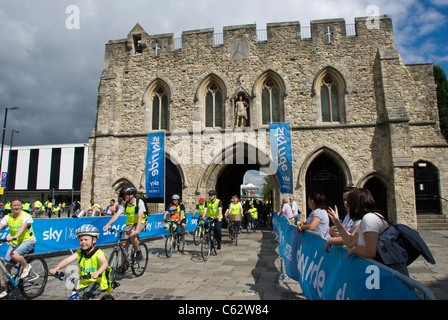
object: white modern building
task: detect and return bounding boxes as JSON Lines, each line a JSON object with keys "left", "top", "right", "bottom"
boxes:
{"left": 0, "top": 143, "right": 88, "bottom": 205}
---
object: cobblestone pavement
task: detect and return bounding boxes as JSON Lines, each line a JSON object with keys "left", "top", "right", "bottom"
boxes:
{"left": 408, "top": 229, "right": 448, "bottom": 300}
{"left": 5, "top": 226, "right": 448, "bottom": 301}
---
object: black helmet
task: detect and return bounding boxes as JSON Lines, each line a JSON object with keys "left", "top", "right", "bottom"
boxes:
{"left": 123, "top": 187, "right": 137, "bottom": 195}
{"left": 208, "top": 190, "right": 217, "bottom": 196}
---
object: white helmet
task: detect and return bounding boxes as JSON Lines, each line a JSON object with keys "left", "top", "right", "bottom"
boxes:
{"left": 172, "top": 194, "right": 180, "bottom": 200}
{"left": 76, "top": 224, "right": 100, "bottom": 239}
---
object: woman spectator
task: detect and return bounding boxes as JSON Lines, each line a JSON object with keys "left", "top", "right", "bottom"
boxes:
{"left": 327, "top": 188, "right": 388, "bottom": 259}
{"left": 297, "top": 193, "right": 329, "bottom": 238}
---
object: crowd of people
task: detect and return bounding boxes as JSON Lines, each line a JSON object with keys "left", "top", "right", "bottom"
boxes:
{"left": 277, "top": 187, "right": 389, "bottom": 260}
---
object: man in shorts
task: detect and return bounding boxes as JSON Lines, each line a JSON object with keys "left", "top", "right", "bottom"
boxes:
{"left": 103, "top": 187, "right": 146, "bottom": 261}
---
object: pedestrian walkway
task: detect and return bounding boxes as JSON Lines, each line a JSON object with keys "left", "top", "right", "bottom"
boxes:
{"left": 6, "top": 224, "right": 448, "bottom": 300}
{"left": 408, "top": 229, "right": 448, "bottom": 300}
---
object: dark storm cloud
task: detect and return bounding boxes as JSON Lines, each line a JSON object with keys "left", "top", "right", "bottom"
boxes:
{"left": 0, "top": 0, "right": 446, "bottom": 146}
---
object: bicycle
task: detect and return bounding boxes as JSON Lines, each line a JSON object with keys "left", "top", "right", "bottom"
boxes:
{"left": 245, "top": 213, "right": 257, "bottom": 233}
{"left": 0, "top": 239, "right": 48, "bottom": 299}
{"left": 193, "top": 216, "right": 205, "bottom": 246}
{"left": 164, "top": 219, "right": 185, "bottom": 258}
{"left": 227, "top": 216, "right": 241, "bottom": 246}
{"left": 107, "top": 228, "right": 148, "bottom": 288}
{"left": 53, "top": 271, "right": 114, "bottom": 300}
{"left": 201, "top": 217, "right": 219, "bottom": 261}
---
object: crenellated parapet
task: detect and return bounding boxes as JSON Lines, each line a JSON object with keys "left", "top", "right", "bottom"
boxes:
{"left": 105, "top": 15, "right": 394, "bottom": 60}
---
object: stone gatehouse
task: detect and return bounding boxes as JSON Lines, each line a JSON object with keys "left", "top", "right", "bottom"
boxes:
{"left": 81, "top": 15, "right": 448, "bottom": 228}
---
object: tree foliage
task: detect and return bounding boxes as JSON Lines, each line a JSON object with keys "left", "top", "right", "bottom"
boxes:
{"left": 434, "top": 64, "right": 448, "bottom": 142}
{"left": 262, "top": 175, "right": 272, "bottom": 202}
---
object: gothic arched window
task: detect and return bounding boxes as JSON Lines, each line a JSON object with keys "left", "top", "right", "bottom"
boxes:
{"left": 261, "top": 78, "right": 281, "bottom": 124}
{"left": 321, "top": 76, "right": 340, "bottom": 122}
{"left": 315, "top": 67, "right": 346, "bottom": 124}
{"left": 205, "top": 82, "right": 223, "bottom": 128}
{"left": 152, "top": 86, "right": 168, "bottom": 130}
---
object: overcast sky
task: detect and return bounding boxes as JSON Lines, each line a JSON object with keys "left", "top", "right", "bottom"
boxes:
{"left": 1, "top": 0, "right": 447, "bottom": 147}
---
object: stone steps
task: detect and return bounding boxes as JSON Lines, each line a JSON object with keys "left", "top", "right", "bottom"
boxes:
{"left": 417, "top": 214, "right": 448, "bottom": 230}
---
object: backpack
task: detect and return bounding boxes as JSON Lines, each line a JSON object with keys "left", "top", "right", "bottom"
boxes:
{"left": 373, "top": 213, "right": 435, "bottom": 276}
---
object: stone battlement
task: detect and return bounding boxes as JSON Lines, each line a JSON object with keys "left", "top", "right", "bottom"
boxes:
{"left": 107, "top": 15, "right": 393, "bottom": 57}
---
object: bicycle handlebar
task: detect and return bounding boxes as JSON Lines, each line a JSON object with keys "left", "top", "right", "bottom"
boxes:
{"left": 107, "top": 228, "right": 130, "bottom": 235}
{"left": 53, "top": 271, "right": 92, "bottom": 281}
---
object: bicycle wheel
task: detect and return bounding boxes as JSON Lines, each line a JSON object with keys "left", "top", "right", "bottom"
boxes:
{"left": 165, "top": 233, "right": 174, "bottom": 258}
{"left": 100, "top": 293, "right": 115, "bottom": 300}
{"left": 131, "top": 242, "right": 148, "bottom": 277}
{"left": 210, "top": 229, "right": 219, "bottom": 256}
{"left": 201, "top": 231, "right": 211, "bottom": 261}
{"left": 178, "top": 233, "right": 185, "bottom": 253}
{"left": 193, "top": 225, "right": 201, "bottom": 246}
{"left": 234, "top": 224, "right": 238, "bottom": 246}
{"left": 20, "top": 256, "right": 48, "bottom": 299}
{"left": 109, "top": 248, "right": 125, "bottom": 283}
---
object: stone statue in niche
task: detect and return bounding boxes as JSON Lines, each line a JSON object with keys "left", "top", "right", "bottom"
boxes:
{"left": 234, "top": 95, "right": 249, "bottom": 127}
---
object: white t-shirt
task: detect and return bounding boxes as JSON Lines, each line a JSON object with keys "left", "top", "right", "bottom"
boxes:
{"left": 281, "top": 203, "right": 293, "bottom": 219}
{"left": 117, "top": 198, "right": 146, "bottom": 215}
{"left": 1, "top": 212, "right": 34, "bottom": 226}
{"left": 291, "top": 201, "right": 299, "bottom": 217}
{"left": 356, "top": 213, "right": 388, "bottom": 247}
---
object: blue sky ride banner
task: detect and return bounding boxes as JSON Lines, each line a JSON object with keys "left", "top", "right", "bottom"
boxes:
{"left": 0, "top": 213, "right": 198, "bottom": 256}
{"left": 269, "top": 123, "right": 293, "bottom": 194}
{"left": 273, "top": 214, "right": 422, "bottom": 300}
{"left": 146, "top": 131, "right": 165, "bottom": 198}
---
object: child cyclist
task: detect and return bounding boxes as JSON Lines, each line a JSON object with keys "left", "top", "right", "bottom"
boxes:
{"left": 163, "top": 206, "right": 180, "bottom": 228}
{"left": 246, "top": 201, "right": 258, "bottom": 229}
{"left": 0, "top": 197, "right": 36, "bottom": 298}
{"left": 49, "top": 224, "right": 111, "bottom": 300}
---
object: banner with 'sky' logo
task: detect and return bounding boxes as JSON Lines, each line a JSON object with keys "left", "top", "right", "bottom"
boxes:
{"left": 145, "top": 131, "right": 165, "bottom": 198}
{"left": 269, "top": 123, "right": 294, "bottom": 194}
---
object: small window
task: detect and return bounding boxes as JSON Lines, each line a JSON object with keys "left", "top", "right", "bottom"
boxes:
{"left": 133, "top": 35, "right": 143, "bottom": 54}
{"left": 205, "top": 82, "right": 223, "bottom": 128}
{"left": 152, "top": 86, "right": 168, "bottom": 130}
{"left": 261, "top": 78, "right": 281, "bottom": 124}
{"left": 321, "top": 76, "right": 340, "bottom": 122}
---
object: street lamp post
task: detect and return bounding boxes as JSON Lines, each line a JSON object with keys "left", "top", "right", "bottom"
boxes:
{"left": 5, "top": 129, "right": 20, "bottom": 202}
{"left": 0, "top": 106, "right": 20, "bottom": 177}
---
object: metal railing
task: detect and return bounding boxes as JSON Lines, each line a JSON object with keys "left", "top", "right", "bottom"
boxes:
{"left": 170, "top": 24, "right": 357, "bottom": 51}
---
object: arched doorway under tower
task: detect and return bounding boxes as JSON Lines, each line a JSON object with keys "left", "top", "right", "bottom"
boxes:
{"left": 305, "top": 154, "right": 345, "bottom": 216}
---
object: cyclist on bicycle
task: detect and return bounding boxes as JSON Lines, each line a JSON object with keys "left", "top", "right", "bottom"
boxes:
{"left": 49, "top": 224, "right": 112, "bottom": 300}
{"left": 202, "top": 190, "right": 223, "bottom": 250}
{"left": 103, "top": 187, "right": 146, "bottom": 261}
{"left": 0, "top": 197, "right": 36, "bottom": 298}
{"left": 225, "top": 195, "right": 243, "bottom": 239}
{"left": 192, "top": 197, "right": 205, "bottom": 220}
{"left": 246, "top": 201, "right": 258, "bottom": 229}
{"left": 163, "top": 195, "right": 186, "bottom": 237}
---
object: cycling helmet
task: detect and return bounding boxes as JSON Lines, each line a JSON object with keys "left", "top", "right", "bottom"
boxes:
{"left": 208, "top": 190, "right": 216, "bottom": 196}
{"left": 76, "top": 224, "right": 100, "bottom": 239}
{"left": 123, "top": 187, "right": 137, "bottom": 195}
{"left": 169, "top": 206, "right": 177, "bottom": 212}
{"left": 172, "top": 194, "right": 180, "bottom": 200}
